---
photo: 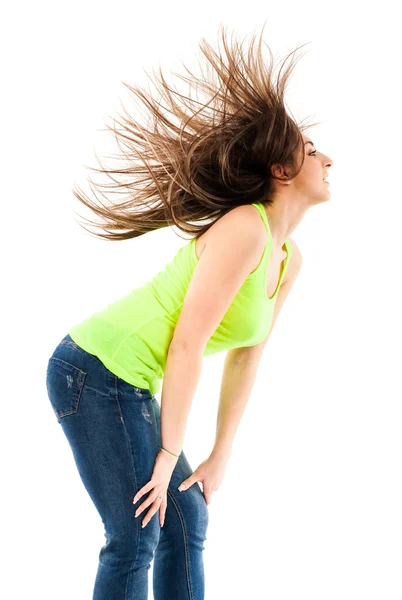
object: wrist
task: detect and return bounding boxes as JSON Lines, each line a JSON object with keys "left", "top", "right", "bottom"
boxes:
{"left": 160, "top": 446, "right": 180, "bottom": 461}
{"left": 210, "top": 444, "right": 232, "bottom": 462}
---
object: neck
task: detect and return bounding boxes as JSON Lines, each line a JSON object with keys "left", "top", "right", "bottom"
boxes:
{"left": 261, "top": 197, "right": 307, "bottom": 250}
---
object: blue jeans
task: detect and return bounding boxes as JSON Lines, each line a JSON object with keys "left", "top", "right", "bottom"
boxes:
{"left": 45, "top": 333, "right": 209, "bottom": 599}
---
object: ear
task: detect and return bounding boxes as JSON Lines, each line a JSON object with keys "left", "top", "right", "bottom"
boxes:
{"left": 271, "top": 162, "right": 284, "bottom": 178}
{"left": 271, "top": 162, "right": 291, "bottom": 182}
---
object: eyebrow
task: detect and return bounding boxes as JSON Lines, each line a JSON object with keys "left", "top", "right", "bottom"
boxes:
{"left": 304, "top": 141, "right": 314, "bottom": 147}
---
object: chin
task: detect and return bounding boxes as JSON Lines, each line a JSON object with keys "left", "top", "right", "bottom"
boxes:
{"left": 311, "top": 192, "right": 330, "bottom": 206}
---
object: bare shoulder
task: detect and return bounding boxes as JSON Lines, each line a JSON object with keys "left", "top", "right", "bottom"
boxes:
{"left": 212, "top": 203, "right": 266, "bottom": 235}
{"left": 201, "top": 203, "right": 267, "bottom": 254}
{"left": 283, "top": 236, "right": 303, "bottom": 285}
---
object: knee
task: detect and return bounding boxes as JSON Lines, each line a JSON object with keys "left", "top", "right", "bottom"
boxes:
{"left": 100, "top": 518, "right": 160, "bottom": 567}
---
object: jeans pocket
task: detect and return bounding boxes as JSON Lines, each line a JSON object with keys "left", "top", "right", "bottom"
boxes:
{"left": 46, "top": 357, "right": 87, "bottom": 420}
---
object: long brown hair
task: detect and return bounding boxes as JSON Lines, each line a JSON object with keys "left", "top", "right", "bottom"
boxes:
{"left": 72, "top": 22, "right": 319, "bottom": 242}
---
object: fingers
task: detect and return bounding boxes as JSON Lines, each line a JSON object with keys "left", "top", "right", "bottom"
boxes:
{"left": 203, "top": 487, "right": 210, "bottom": 504}
{"left": 133, "top": 480, "right": 154, "bottom": 505}
{"left": 159, "top": 493, "right": 167, "bottom": 527}
{"left": 178, "top": 474, "right": 195, "bottom": 491}
{"left": 134, "top": 487, "right": 162, "bottom": 517}
{"left": 134, "top": 488, "right": 165, "bottom": 528}
{"left": 178, "top": 472, "right": 214, "bottom": 506}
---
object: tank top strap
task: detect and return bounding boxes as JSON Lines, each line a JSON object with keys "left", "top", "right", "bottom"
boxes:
{"left": 250, "top": 202, "right": 269, "bottom": 233}
{"left": 249, "top": 203, "right": 292, "bottom": 291}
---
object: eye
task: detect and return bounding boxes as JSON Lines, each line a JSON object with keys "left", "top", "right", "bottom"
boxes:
{"left": 309, "top": 150, "right": 317, "bottom": 157}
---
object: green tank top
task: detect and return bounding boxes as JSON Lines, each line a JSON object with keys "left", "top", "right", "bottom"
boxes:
{"left": 69, "top": 202, "right": 292, "bottom": 394}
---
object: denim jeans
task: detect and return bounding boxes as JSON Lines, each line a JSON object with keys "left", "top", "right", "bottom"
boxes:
{"left": 45, "top": 333, "right": 209, "bottom": 599}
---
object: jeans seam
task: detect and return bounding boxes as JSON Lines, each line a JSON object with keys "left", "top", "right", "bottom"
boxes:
{"left": 166, "top": 488, "right": 194, "bottom": 600}
{"left": 82, "top": 384, "right": 110, "bottom": 398}
{"left": 113, "top": 376, "right": 141, "bottom": 600}
{"left": 59, "top": 340, "right": 82, "bottom": 349}
{"left": 58, "top": 340, "right": 109, "bottom": 374}
{"left": 49, "top": 356, "right": 87, "bottom": 377}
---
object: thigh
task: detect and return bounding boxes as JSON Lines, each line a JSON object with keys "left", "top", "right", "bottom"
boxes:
{"left": 45, "top": 337, "right": 161, "bottom": 547}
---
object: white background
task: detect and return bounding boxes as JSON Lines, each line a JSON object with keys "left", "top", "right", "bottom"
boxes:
{"left": 2, "top": 1, "right": 402, "bottom": 598}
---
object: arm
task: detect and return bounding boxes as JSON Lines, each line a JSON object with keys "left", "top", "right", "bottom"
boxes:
{"left": 159, "top": 206, "right": 268, "bottom": 458}
{"left": 159, "top": 342, "right": 203, "bottom": 457}
{"left": 210, "top": 237, "right": 303, "bottom": 462}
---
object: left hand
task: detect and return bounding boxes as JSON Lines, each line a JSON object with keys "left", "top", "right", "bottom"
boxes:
{"left": 177, "top": 453, "right": 229, "bottom": 505}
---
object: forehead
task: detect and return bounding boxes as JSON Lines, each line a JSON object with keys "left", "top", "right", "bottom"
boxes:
{"left": 301, "top": 133, "right": 313, "bottom": 144}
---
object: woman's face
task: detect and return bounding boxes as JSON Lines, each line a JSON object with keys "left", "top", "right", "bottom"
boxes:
{"left": 292, "top": 133, "right": 333, "bottom": 204}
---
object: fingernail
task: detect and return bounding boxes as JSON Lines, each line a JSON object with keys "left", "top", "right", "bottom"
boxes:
{"left": 178, "top": 484, "right": 186, "bottom": 491}
{"left": 142, "top": 522, "right": 146, "bottom": 528}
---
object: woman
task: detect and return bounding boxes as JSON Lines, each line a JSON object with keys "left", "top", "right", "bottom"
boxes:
{"left": 45, "top": 24, "right": 333, "bottom": 600}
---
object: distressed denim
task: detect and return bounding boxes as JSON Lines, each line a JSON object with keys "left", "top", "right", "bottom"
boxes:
{"left": 45, "top": 333, "right": 209, "bottom": 600}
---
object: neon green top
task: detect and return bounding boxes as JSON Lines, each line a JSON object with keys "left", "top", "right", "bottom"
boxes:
{"left": 69, "top": 202, "right": 292, "bottom": 394}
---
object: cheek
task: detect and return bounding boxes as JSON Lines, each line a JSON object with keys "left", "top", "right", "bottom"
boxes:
{"left": 299, "top": 160, "right": 315, "bottom": 182}
{"left": 295, "top": 170, "right": 312, "bottom": 188}
{"left": 308, "top": 166, "right": 322, "bottom": 185}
